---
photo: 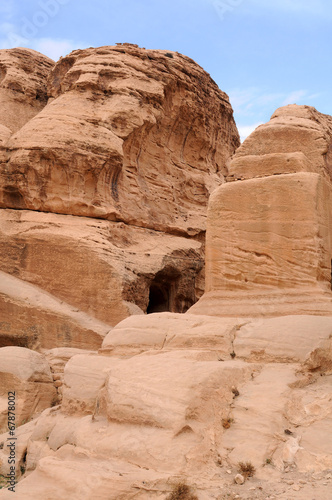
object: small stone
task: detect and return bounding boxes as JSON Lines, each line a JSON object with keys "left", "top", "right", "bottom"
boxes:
{"left": 249, "top": 487, "right": 256, "bottom": 491}
{"left": 284, "top": 466, "right": 290, "bottom": 473}
{"left": 286, "top": 480, "right": 294, "bottom": 485}
{"left": 226, "top": 469, "right": 232, "bottom": 475}
{"left": 234, "top": 474, "right": 245, "bottom": 485}
{"left": 54, "top": 380, "right": 62, "bottom": 388}
{"left": 292, "top": 485, "right": 301, "bottom": 491}
{"left": 326, "top": 474, "right": 332, "bottom": 479}
{"left": 299, "top": 480, "right": 307, "bottom": 484}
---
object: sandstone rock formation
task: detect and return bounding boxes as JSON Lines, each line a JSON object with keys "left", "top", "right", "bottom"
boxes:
{"left": 0, "top": 46, "right": 239, "bottom": 347}
{"left": 190, "top": 105, "right": 332, "bottom": 317}
{"left": 0, "top": 44, "right": 239, "bottom": 234}
{"left": 0, "top": 48, "right": 53, "bottom": 134}
{"left": 2, "top": 50, "right": 332, "bottom": 500}
{"left": 0, "top": 347, "right": 56, "bottom": 434}
{"left": 0, "top": 314, "right": 331, "bottom": 499}
{"left": 0, "top": 269, "right": 110, "bottom": 350}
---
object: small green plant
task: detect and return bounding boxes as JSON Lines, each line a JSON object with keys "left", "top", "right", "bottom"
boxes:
{"left": 230, "top": 352, "right": 236, "bottom": 359}
{"left": 165, "top": 52, "right": 174, "bottom": 58}
{"left": 265, "top": 458, "right": 272, "bottom": 465}
{"left": 238, "top": 461, "right": 256, "bottom": 479}
{"left": 167, "top": 482, "right": 198, "bottom": 500}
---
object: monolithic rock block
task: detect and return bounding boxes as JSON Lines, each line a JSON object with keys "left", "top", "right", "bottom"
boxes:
{"left": 189, "top": 171, "right": 332, "bottom": 317}
{"left": 205, "top": 172, "right": 332, "bottom": 292}
{"left": 232, "top": 105, "right": 332, "bottom": 180}
{"left": 0, "top": 45, "right": 239, "bottom": 234}
{"left": 62, "top": 354, "right": 114, "bottom": 416}
{"left": 105, "top": 352, "right": 254, "bottom": 430}
{"left": 100, "top": 312, "right": 238, "bottom": 357}
{"left": 0, "top": 449, "right": 170, "bottom": 500}
{"left": 227, "top": 152, "right": 314, "bottom": 181}
{"left": 0, "top": 48, "right": 54, "bottom": 134}
{"left": 0, "top": 347, "right": 56, "bottom": 432}
{"left": 234, "top": 315, "right": 332, "bottom": 363}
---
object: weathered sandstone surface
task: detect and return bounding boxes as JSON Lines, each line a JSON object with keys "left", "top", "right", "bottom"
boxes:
{"left": 0, "top": 48, "right": 53, "bottom": 134}
{"left": 190, "top": 105, "right": 332, "bottom": 317}
{"left": 1, "top": 49, "right": 332, "bottom": 500}
{"left": 0, "top": 208, "right": 204, "bottom": 331}
{"left": 0, "top": 44, "right": 239, "bottom": 234}
{"left": 0, "top": 46, "right": 239, "bottom": 348}
{"left": 0, "top": 347, "right": 56, "bottom": 434}
{"left": 0, "top": 314, "right": 331, "bottom": 499}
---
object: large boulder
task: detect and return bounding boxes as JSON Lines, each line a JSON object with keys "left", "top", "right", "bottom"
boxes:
{"left": 0, "top": 347, "right": 56, "bottom": 433}
{"left": 0, "top": 44, "right": 239, "bottom": 234}
{"left": 189, "top": 105, "right": 332, "bottom": 317}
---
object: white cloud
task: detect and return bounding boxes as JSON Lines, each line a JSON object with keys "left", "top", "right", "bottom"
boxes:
{"left": 0, "top": 18, "right": 85, "bottom": 60}
{"left": 0, "top": 1, "right": 85, "bottom": 60}
{"left": 230, "top": 87, "right": 322, "bottom": 142}
{"left": 0, "top": 30, "right": 84, "bottom": 60}
{"left": 30, "top": 38, "right": 81, "bottom": 61}
{"left": 229, "top": 87, "right": 320, "bottom": 119}
{"left": 238, "top": 122, "right": 263, "bottom": 142}
{"left": 281, "top": 89, "right": 308, "bottom": 106}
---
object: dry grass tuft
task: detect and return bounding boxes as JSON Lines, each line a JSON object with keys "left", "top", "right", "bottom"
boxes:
{"left": 238, "top": 461, "right": 256, "bottom": 479}
{"left": 222, "top": 417, "right": 234, "bottom": 429}
{"left": 167, "top": 482, "right": 199, "bottom": 500}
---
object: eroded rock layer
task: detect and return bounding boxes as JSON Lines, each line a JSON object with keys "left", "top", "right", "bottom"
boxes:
{"left": 0, "top": 314, "right": 331, "bottom": 499}
{"left": 0, "top": 48, "right": 53, "bottom": 134}
{"left": 0, "top": 44, "right": 239, "bottom": 235}
{"left": 190, "top": 105, "right": 332, "bottom": 317}
{"left": 0, "top": 45, "right": 240, "bottom": 346}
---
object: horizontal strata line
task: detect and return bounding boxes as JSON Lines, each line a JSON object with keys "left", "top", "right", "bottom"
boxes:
{"left": 0, "top": 207, "right": 205, "bottom": 241}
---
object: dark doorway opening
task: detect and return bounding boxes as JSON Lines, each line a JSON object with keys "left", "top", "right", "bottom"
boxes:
{"left": 147, "top": 283, "right": 170, "bottom": 314}
{"left": 146, "top": 267, "right": 181, "bottom": 314}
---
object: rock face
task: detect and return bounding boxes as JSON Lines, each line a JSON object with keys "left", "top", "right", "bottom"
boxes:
{"left": 4, "top": 51, "right": 332, "bottom": 500}
{"left": 0, "top": 44, "right": 239, "bottom": 234}
{"left": 0, "top": 208, "right": 204, "bottom": 330}
{"left": 0, "top": 48, "right": 53, "bottom": 134}
{"left": 0, "top": 45, "right": 239, "bottom": 347}
{"left": 0, "top": 269, "right": 110, "bottom": 350}
{"left": 0, "top": 347, "right": 56, "bottom": 433}
{"left": 1, "top": 314, "right": 331, "bottom": 499}
{"left": 190, "top": 105, "right": 332, "bottom": 317}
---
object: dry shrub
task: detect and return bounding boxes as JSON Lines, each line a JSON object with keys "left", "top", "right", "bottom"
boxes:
{"left": 222, "top": 418, "right": 234, "bottom": 429}
{"left": 238, "top": 461, "right": 256, "bottom": 479}
{"left": 167, "top": 482, "right": 198, "bottom": 500}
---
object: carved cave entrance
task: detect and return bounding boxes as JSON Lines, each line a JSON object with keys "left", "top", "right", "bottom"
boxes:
{"left": 146, "top": 268, "right": 181, "bottom": 314}
{"left": 147, "top": 283, "right": 170, "bottom": 314}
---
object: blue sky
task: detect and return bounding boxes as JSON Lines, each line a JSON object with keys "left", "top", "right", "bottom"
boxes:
{"left": 0, "top": 0, "right": 331, "bottom": 140}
